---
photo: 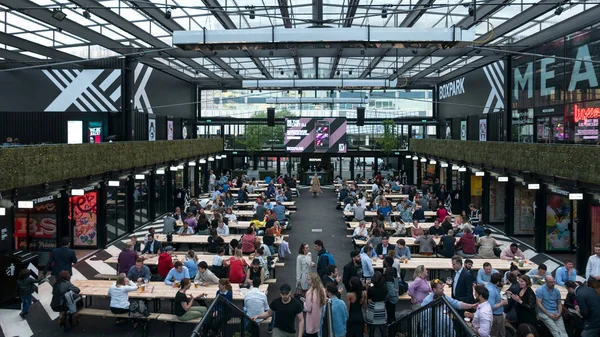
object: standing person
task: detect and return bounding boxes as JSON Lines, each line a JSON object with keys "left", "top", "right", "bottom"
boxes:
{"left": 465, "top": 285, "right": 493, "bottom": 337}
{"left": 322, "top": 283, "right": 349, "bottom": 337}
{"left": 43, "top": 237, "right": 77, "bottom": 281}
{"left": 163, "top": 213, "right": 176, "bottom": 234}
{"left": 365, "top": 271, "right": 387, "bottom": 337}
{"left": 296, "top": 242, "right": 314, "bottom": 297}
{"left": 565, "top": 280, "right": 600, "bottom": 337}
{"left": 309, "top": 173, "right": 322, "bottom": 198}
{"left": 408, "top": 265, "right": 432, "bottom": 311}
{"left": 305, "top": 273, "right": 326, "bottom": 337}
{"left": 343, "top": 251, "right": 362, "bottom": 291}
{"left": 585, "top": 243, "right": 600, "bottom": 281}
{"left": 450, "top": 256, "right": 475, "bottom": 305}
{"left": 486, "top": 273, "right": 509, "bottom": 337}
{"left": 209, "top": 170, "right": 216, "bottom": 192}
{"left": 360, "top": 245, "right": 375, "bottom": 279}
{"left": 50, "top": 270, "right": 82, "bottom": 327}
{"left": 252, "top": 283, "right": 305, "bottom": 337}
{"left": 346, "top": 277, "right": 366, "bottom": 337}
{"left": 174, "top": 278, "right": 207, "bottom": 321}
{"left": 536, "top": 276, "right": 568, "bottom": 337}
{"left": 314, "top": 240, "right": 334, "bottom": 278}
{"left": 383, "top": 256, "right": 399, "bottom": 324}
{"left": 17, "top": 269, "right": 37, "bottom": 319}
{"left": 108, "top": 273, "right": 139, "bottom": 325}
{"left": 509, "top": 275, "right": 538, "bottom": 328}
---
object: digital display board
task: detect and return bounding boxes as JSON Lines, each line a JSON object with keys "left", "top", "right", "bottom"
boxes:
{"left": 285, "top": 118, "right": 347, "bottom": 153}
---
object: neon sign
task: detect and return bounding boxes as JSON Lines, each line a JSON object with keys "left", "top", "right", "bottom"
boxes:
{"left": 573, "top": 104, "right": 600, "bottom": 122}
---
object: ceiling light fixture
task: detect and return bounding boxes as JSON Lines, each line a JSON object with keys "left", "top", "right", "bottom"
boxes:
{"left": 108, "top": 180, "right": 120, "bottom": 186}
{"left": 498, "top": 176, "right": 509, "bottom": 182}
{"left": 165, "top": 9, "right": 172, "bottom": 19}
{"left": 52, "top": 8, "right": 67, "bottom": 21}
{"left": 528, "top": 183, "right": 540, "bottom": 190}
{"left": 405, "top": 155, "right": 412, "bottom": 159}
{"left": 280, "top": 69, "right": 284, "bottom": 75}
{"left": 458, "top": 166, "right": 467, "bottom": 172}
{"left": 82, "top": 9, "right": 91, "bottom": 19}
{"left": 71, "top": 189, "right": 85, "bottom": 196}
{"left": 411, "top": 49, "right": 418, "bottom": 55}
{"left": 0, "top": 208, "right": 5, "bottom": 216}
{"left": 441, "top": 162, "right": 448, "bottom": 168}
{"left": 336, "top": 70, "right": 340, "bottom": 76}
{"left": 18, "top": 201, "right": 34, "bottom": 209}
{"left": 420, "top": 158, "right": 427, "bottom": 163}
{"left": 156, "top": 169, "right": 165, "bottom": 175}
{"left": 452, "top": 165, "right": 459, "bottom": 171}
{"left": 349, "top": 69, "right": 353, "bottom": 75}
{"left": 569, "top": 193, "right": 583, "bottom": 200}
{"left": 475, "top": 171, "right": 485, "bottom": 177}
{"left": 177, "top": 164, "right": 185, "bottom": 170}
{"left": 135, "top": 174, "right": 145, "bottom": 180}
{"left": 412, "top": 156, "right": 418, "bottom": 161}
{"left": 555, "top": 5, "right": 563, "bottom": 16}
{"left": 199, "top": 159, "right": 207, "bottom": 164}
{"left": 247, "top": 5, "right": 256, "bottom": 19}
{"left": 381, "top": 6, "right": 388, "bottom": 18}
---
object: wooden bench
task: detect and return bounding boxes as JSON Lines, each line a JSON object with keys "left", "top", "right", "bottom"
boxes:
{"left": 78, "top": 308, "right": 160, "bottom": 336}
{"left": 154, "top": 313, "right": 202, "bottom": 337}
{"left": 95, "top": 273, "right": 119, "bottom": 280}
{"left": 264, "top": 279, "right": 277, "bottom": 284}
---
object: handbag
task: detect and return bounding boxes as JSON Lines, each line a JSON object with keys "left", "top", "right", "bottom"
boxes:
{"left": 294, "top": 286, "right": 306, "bottom": 302}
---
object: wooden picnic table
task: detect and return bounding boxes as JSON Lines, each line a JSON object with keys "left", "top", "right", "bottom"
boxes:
{"left": 344, "top": 211, "right": 402, "bottom": 218}
{"left": 398, "top": 282, "right": 566, "bottom": 300}
{"left": 353, "top": 236, "right": 441, "bottom": 247}
{"left": 105, "top": 253, "right": 278, "bottom": 267}
{"left": 154, "top": 234, "right": 284, "bottom": 246}
{"left": 369, "top": 257, "right": 538, "bottom": 271}
{"left": 72, "top": 280, "right": 268, "bottom": 301}
{"left": 233, "top": 210, "right": 293, "bottom": 218}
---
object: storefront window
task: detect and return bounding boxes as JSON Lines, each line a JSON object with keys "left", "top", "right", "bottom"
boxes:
{"left": 14, "top": 200, "right": 58, "bottom": 266}
{"left": 512, "top": 109, "right": 534, "bottom": 143}
{"left": 134, "top": 179, "right": 149, "bottom": 228}
{"left": 488, "top": 180, "right": 506, "bottom": 223}
{"left": 69, "top": 191, "right": 98, "bottom": 248}
{"left": 536, "top": 117, "right": 551, "bottom": 143}
{"left": 566, "top": 101, "right": 600, "bottom": 144}
{"left": 514, "top": 186, "right": 535, "bottom": 235}
{"left": 155, "top": 171, "right": 167, "bottom": 217}
{"left": 106, "top": 184, "right": 127, "bottom": 243}
{"left": 546, "top": 191, "right": 577, "bottom": 252}
{"left": 552, "top": 116, "right": 567, "bottom": 142}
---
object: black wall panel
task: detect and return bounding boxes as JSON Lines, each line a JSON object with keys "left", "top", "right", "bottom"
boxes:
{"left": 156, "top": 116, "right": 168, "bottom": 141}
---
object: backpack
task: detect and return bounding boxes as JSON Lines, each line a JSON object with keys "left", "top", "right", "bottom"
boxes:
{"left": 321, "top": 252, "right": 336, "bottom": 266}
{"left": 129, "top": 299, "right": 150, "bottom": 318}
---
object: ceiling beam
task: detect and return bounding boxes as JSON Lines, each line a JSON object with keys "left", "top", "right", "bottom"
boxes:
{"left": 409, "top": 0, "right": 548, "bottom": 82}
{"left": 278, "top": 0, "right": 302, "bottom": 79}
{"left": 0, "top": 32, "right": 82, "bottom": 62}
{"left": 199, "top": 0, "right": 271, "bottom": 79}
{"left": 0, "top": 49, "right": 42, "bottom": 63}
{"left": 136, "top": 0, "right": 241, "bottom": 79}
{"left": 68, "top": 0, "right": 221, "bottom": 80}
{"left": 359, "top": 0, "right": 432, "bottom": 79}
{"left": 437, "top": 3, "right": 600, "bottom": 82}
{"left": 390, "top": 0, "right": 513, "bottom": 82}
{"left": 3, "top": 0, "right": 196, "bottom": 83}
{"left": 329, "top": 0, "right": 360, "bottom": 78}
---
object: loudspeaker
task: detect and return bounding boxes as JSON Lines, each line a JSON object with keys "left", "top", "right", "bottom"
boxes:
{"left": 357, "top": 107, "right": 365, "bottom": 126}
{"left": 267, "top": 108, "right": 275, "bottom": 126}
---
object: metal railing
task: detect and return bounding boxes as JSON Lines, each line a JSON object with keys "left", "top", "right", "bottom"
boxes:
{"left": 191, "top": 294, "right": 260, "bottom": 337}
{"left": 387, "top": 296, "right": 477, "bottom": 337}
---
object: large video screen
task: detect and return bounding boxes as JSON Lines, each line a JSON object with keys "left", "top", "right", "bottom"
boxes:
{"left": 285, "top": 118, "right": 347, "bottom": 153}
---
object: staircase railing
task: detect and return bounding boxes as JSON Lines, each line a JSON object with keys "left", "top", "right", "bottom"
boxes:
{"left": 190, "top": 294, "right": 260, "bottom": 337}
{"left": 387, "top": 296, "right": 478, "bottom": 337}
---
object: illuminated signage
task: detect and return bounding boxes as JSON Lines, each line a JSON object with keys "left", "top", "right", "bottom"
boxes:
{"left": 573, "top": 104, "right": 600, "bottom": 122}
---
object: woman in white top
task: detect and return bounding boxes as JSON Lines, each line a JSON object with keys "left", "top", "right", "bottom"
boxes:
{"left": 108, "top": 273, "right": 139, "bottom": 325}
{"left": 296, "top": 242, "right": 314, "bottom": 296}
{"left": 353, "top": 221, "right": 368, "bottom": 240}
{"left": 224, "top": 207, "right": 237, "bottom": 223}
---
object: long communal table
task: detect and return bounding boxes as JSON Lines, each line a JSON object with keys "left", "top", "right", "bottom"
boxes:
{"left": 370, "top": 257, "right": 538, "bottom": 271}
{"left": 346, "top": 221, "right": 436, "bottom": 231}
{"left": 154, "top": 234, "right": 284, "bottom": 246}
{"left": 398, "top": 282, "right": 566, "bottom": 300}
{"left": 353, "top": 236, "right": 441, "bottom": 247}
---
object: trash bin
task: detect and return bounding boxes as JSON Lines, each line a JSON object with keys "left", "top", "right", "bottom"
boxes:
{"left": 0, "top": 250, "right": 38, "bottom": 304}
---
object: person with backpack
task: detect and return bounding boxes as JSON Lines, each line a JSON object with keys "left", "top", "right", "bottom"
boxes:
{"left": 314, "top": 240, "right": 335, "bottom": 278}
{"left": 17, "top": 269, "right": 37, "bottom": 319}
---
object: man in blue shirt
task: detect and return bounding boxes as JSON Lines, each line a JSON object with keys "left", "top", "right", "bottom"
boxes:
{"left": 477, "top": 262, "right": 499, "bottom": 286}
{"left": 360, "top": 245, "right": 375, "bottom": 279}
{"left": 526, "top": 263, "right": 550, "bottom": 284}
{"left": 272, "top": 201, "right": 287, "bottom": 224}
{"left": 555, "top": 259, "right": 577, "bottom": 286}
{"left": 127, "top": 257, "right": 151, "bottom": 283}
{"left": 164, "top": 261, "right": 190, "bottom": 286}
{"left": 421, "top": 279, "right": 478, "bottom": 337}
{"left": 485, "top": 273, "right": 508, "bottom": 337}
{"left": 536, "top": 276, "right": 568, "bottom": 337}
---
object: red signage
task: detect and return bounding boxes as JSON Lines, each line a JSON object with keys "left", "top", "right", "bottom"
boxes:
{"left": 574, "top": 104, "right": 600, "bottom": 122}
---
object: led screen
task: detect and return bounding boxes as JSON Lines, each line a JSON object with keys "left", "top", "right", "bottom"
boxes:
{"left": 285, "top": 118, "right": 347, "bottom": 153}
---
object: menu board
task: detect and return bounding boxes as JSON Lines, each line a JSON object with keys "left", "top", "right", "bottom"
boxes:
{"left": 489, "top": 180, "right": 506, "bottom": 223}
{"left": 514, "top": 186, "right": 535, "bottom": 235}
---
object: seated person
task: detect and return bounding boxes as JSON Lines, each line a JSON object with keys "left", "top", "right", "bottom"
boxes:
{"left": 411, "top": 220, "right": 424, "bottom": 238}
{"left": 243, "top": 278, "right": 269, "bottom": 325}
{"left": 141, "top": 234, "right": 162, "bottom": 255}
{"left": 241, "top": 226, "right": 258, "bottom": 254}
{"left": 414, "top": 233, "right": 436, "bottom": 256}
{"left": 117, "top": 242, "right": 138, "bottom": 274}
{"left": 245, "top": 258, "right": 265, "bottom": 286}
{"left": 127, "top": 257, "right": 151, "bottom": 283}
{"left": 178, "top": 221, "right": 194, "bottom": 235}
{"left": 500, "top": 243, "right": 526, "bottom": 260}
{"left": 428, "top": 220, "right": 445, "bottom": 237}
{"left": 211, "top": 247, "right": 229, "bottom": 279}
{"left": 216, "top": 219, "right": 230, "bottom": 236}
{"left": 526, "top": 264, "right": 549, "bottom": 284}
{"left": 174, "top": 278, "right": 207, "bottom": 321}
{"left": 108, "top": 273, "right": 139, "bottom": 325}
{"left": 157, "top": 246, "right": 175, "bottom": 280}
{"left": 50, "top": 271, "right": 82, "bottom": 324}
{"left": 455, "top": 228, "right": 477, "bottom": 258}
{"left": 194, "top": 261, "right": 220, "bottom": 285}
{"left": 375, "top": 235, "right": 396, "bottom": 259}
{"left": 353, "top": 221, "right": 368, "bottom": 240}
{"left": 395, "top": 239, "right": 411, "bottom": 260}
{"left": 438, "top": 229, "right": 456, "bottom": 258}
{"left": 164, "top": 261, "right": 190, "bottom": 286}
{"left": 360, "top": 243, "right": 377, "bottom": 259}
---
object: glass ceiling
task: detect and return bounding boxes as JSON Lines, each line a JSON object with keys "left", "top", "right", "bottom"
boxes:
{"left": 0, "top": 0, "right": 595, "bottom": 86}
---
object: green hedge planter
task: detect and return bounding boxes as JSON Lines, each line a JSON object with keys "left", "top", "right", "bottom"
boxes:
{"left": 409, "top": 139, "right": 600, "bottom": 185}
{"left": 0, "top": 139, "right": 223, "bottom": 191}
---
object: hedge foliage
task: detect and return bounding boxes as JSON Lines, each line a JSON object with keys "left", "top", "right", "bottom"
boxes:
{"left": 0, "top": 139, "right": 223, "bottom": 191}
{"left": 409, "top": 139, "right": 600, "bottom": 185}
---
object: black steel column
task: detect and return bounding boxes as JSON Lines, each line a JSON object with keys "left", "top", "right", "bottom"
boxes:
{"left": 58, "top": 190, "right": 70, "bottom": 246}
{"left": 416, "top": 161, "right": 422, "bottom": 187}
{"left": 126, "top": 176, "right": 135, "bottom": 234}
{"left": 505, "top": 178, "right": 515, "bottom": 237}
{"left": 350, "top": 157, "right": 355, "bottom": 180}
{"left": 124, "top": 57, "right": 136, "bottom": 141}
{"left": 481, "top": 174, "right": 490, "bottom": 224}
{"left": 183, "top": 163, "right": 190, "bottom": 191}
{"left": 97, "top": 183, "right": 107, "bottom": 249}
{"left": 461, "top": 170, "right": 471, "bottom": 212}
{"left": 166, "top": 170, "right": 174, "bottom": 212}
{"left": 534, "top": 183, "right": 547, "bottom": 252}
{"left": 276, "top": 157, "right": 281, "bottom": 176}
{"left": 148, "top": 172, "right": 156, "bottom": 218}
{"left": 506, "top": 56, "right": 513, "bottom": 142}
{"left": 193, "top": 163, "right": 200, "bottom": 197}
{"left": 339, "top": 157, "right": 343, "bottom": 178}
{"left": 362, "top": 157, "right": 366, "bottom": 177}
{"left": 576, "top": 194, "right": 592, "bottom": 272}
{"left": 264, "top": 156, "right": 268, "bottom": 171}
{"left": 202, "top": 161, "right": 209, "bottom": 194}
